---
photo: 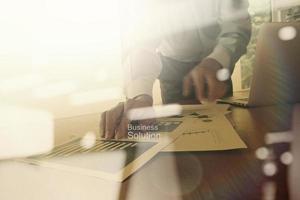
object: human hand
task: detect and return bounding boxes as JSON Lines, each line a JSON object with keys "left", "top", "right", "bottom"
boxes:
{"left": 100, "top": 94, "right": 153, "bottom": 139}
{"left": 183, "top": 58, "right": 229, "bottom": 102}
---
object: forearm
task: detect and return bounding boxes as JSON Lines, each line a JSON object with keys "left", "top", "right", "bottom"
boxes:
{"left": 208, "top": 0, "right": 252, "bottom": 72}
{"left": 123, "top": 47, "right": 162, "bottom": 99}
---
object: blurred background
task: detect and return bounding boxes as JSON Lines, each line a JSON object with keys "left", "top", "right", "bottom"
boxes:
{"left": 0, "top": 0, "right": 124, "bottom": 118}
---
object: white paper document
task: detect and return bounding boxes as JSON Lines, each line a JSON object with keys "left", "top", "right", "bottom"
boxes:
{"left": 161, "top": 104, "right": 247, "bottom": 152}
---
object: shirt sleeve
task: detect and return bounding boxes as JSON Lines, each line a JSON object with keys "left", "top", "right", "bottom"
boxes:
{"left": 123, "top": 42, "right": 162, "bottom": 99}
{"left": 207, "top": 0, "right": 252, "bottom": 72}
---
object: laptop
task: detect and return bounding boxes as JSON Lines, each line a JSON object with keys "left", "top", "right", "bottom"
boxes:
{"left": 17, "top": 118, "right": 184, "bottom": 182}
{"left": 218, "top": 22, "right": 300, "bottom": 107}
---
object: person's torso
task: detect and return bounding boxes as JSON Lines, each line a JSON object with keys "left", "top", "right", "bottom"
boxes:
{"left": 157, "top": 0, "right": 221, "bottom": 62}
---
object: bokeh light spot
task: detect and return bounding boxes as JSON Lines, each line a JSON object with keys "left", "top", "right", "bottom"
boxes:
{"left": 280, "top": 152, "right": 293, "bottom": 165}
{"left": 255, "top": 147, "right": 270, "bottom": 160}
{"left": 278, "top": 26, "right": 297, "bottom": 41}
{"left": 80, "top": 131, "right": 96, "bottom": 149}
{"left": 216, "top": 68, "right": 230, "bottom": 81}
{"left": 263, "top": 162, "right": 277, "bottom": 177}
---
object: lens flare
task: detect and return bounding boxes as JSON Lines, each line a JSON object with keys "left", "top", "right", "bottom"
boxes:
{"left": 0, "top": 74, "right": 44, "bottom": 94}
{"left": 70, "top": 87, "right": 123, "bottom": 106}
{"left": 265, "top": 132, "right": 293, "bottom": 144}
{"left": 0, "top": 104, "right": 54, "bottom": 159}
{"left": 128, "top": 104, "right": 182, "bottom": 120}
{"left": 33, "top": 81, "right": 79, "bottom": 98}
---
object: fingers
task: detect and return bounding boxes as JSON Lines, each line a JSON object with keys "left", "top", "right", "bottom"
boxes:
{"left": 115, "top": 116, "right": 129, "bottom": 139}
{"left": 206, "top": 76, "right": 217, "bottom": 101}
{"left": 100, "top": 111, "right": 107, "bottom": 138}
{"left": 185, "top": 67, "right": 228, "bottom": 102}
{"left": 100, "top": 95, "right": 154, "bottom": 140}
{"left": 104, "top": 102, "right": 124, "bottom": 139}
{"left": 115, "top": 108, "right": 156, "bottom": 139}
{"left": 183, "top": 75, "right": 192, "bottom": 97}
{"left": 191, "top": 69, "right": 206, "bottom": 102}
{"left": 206, "top": 75, "right": 228, "bottom": 101}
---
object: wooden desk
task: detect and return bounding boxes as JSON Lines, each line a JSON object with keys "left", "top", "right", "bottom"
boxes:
{"left": 0, "top": 105, "right": 293, "bottom": 200}
{"left": 116, "top": 105, "right": 293, "bottom": 200}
